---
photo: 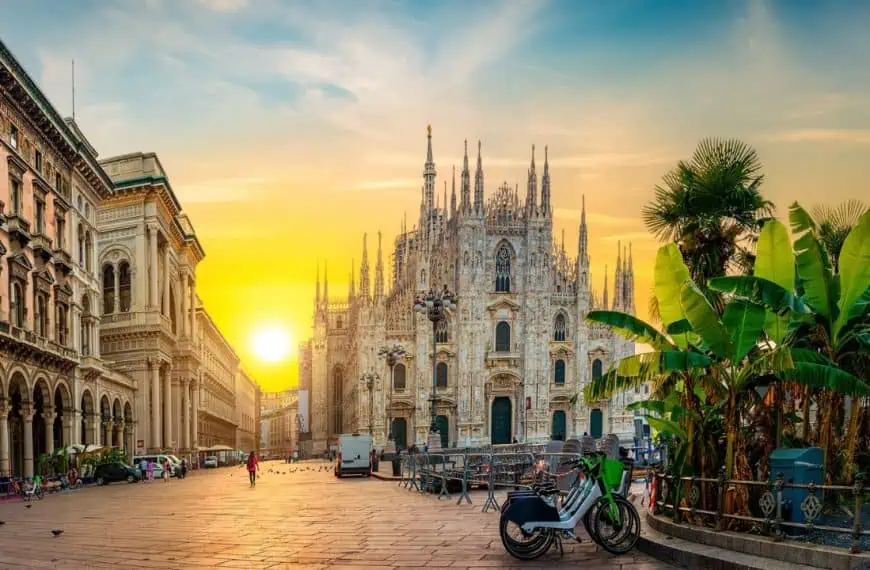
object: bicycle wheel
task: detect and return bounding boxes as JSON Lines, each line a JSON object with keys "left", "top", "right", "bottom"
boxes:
{"left": 499, "top": 516, "right": 554, "bottom": 561}
{"left": 591, "top": 496, "right": 640, "bottom": 555}
{"left": 582, "top": 500, "right": 604, "bottom": 547}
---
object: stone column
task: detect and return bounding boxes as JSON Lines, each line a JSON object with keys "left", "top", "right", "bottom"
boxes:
{"left": 44, "top": 413, "right": 55, "bottom": 455}
{"left": 191, "top": 380, "right": 199, "bottom": 450}
{"left": 163, "top": 365, "right": 173, "bottom": 450}
{"left": 63, "top": 410, "right": 74, "bottom": 448}
{"left": 181, "top": 379, "right": 190, "bottom": 450}
{"left": 150, "top": 360, "right": 161, "bottom": 449}
{"left": 71, "top": 305, "right": 81, "bottom": 354}
{"left": 162, "top": 247, "right": 170, "bottom": 317}
{"left": 23, "top": 406, "right": 34, "bottom": 479}
{"left": 92, "top": 317, "right": 100, "bottom": 358}
{"left": 103, "top": 421, "right": 112, "bottom": 447}
{"left": 180, "top": 274, "right": 189, "bottom": 337}
{"left": 148, "top": 224, "right": 158, "bottom": 308}
{"left": 113, "top": 263, "right": 120, "bottom": 313}
{"left": 0, "top": 402, "right": 9, "bottom": 476}
{"left": 90, "top": 416, "right": 100, "bottom": 447}
{"left": 189, "top": 276, "right": 196, "bottom": 339}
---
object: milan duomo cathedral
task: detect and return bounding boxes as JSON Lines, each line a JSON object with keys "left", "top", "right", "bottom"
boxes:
{"left": 299, "top": 126, "right": 643, "bottom": 453}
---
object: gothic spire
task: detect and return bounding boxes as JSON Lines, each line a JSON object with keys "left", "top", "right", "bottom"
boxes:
{"left": 374, "top": 230, "right": 384, "bottom": 302}
{"left": 315, "top": 260, "right": 320, "bottom": 307}
{"left": 613, "top": 242, "right": 623, "bottom": 311}
{"left": 526, "top": 144, "right": 537, "bottom": 214}
{"left": 423, "top": 124, "right": 437, "bottom": 222}
{"left": 541, "top": 145, "right": 551, "bottom": 216}
{"left": 450, "top": 164, "right": 457, "bottom": 219}
{"left": 474, "top": 140, "right": 484, "bottom": 214}
{"left": 460, "top": 139, "right": 471, "bottom": 213}
{"left": 324, "top": 261, "right": 329, "bottom": 304}
{"left": 359, "top": 234, "right": 370, "bottom": 303}
{"left": 349, "top": 258, "right": 356, "bottom": 301}
{"left": 578, "top": 194, "right": 589, "bottom": 265}
{"left": 603, "top": 265, "right": 609, "bottom": 309}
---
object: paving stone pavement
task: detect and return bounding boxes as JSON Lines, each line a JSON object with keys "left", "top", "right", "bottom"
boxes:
{"left": 0, "top": 460, "right": 676, "bottom": 569}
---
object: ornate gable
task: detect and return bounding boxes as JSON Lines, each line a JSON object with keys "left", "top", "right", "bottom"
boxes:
{"left": 33, "top": 266, "right": 55, "bottom": 294}
{"left": 7, "top": 251, "right": 32, "bottom": 281}
{"left": 486, "top": 297, "right": 521, "bottom": 314}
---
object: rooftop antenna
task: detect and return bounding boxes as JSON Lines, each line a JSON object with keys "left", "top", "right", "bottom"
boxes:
{"left": 71, "top": 59, "right": 76, "bottom": 120}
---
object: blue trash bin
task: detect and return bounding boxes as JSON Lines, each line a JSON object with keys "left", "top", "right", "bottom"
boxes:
{"left": 768, "top": 447, "right": 824, "bottom": 523}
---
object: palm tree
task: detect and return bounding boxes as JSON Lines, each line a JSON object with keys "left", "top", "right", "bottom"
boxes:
{"left": 642, "top": 138, "right": 774, "bottom": 306}
{"left": 810, "top": 199, "right": 867, "bottom": 272}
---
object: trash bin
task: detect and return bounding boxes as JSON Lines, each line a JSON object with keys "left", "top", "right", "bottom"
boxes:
{"left": 392, "top": 458, "right": 402, "bottom": 477}
{"left": 769, "top": 447, "right": 824, "bottom": 523}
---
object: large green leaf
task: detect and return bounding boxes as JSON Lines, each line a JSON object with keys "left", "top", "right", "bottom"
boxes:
{"left": 789, "top": 202, "right": 817, "bottom": 235}
{"left": 755, "top": 219, "right": 796, "bottom": 343}
{"left": 833, "top": 209, "right": 870, "bottom": 343}
{"left": 709, "top": 276, "right": 811, "bottom": 315}
{"left": 585, "top": 310, "right": 674, "bottom": 351}
{"left": 783, "top": 362, "right": 870, "bottom": 396}
{"left": 793, "top": 231, "right": 838, "bottom": 323}
{"left": 645, "top": 415, "right": 687, "bottom": 440}
{"left": 681, "top": 281, "right": 733, "bottom": 359}
{"left": 722, "top": 300, "right": 766, "bottom": 363}
{"left": 614, "top": 351, "right": 712, "bottom": 377}
{"left": 654, "top": 244, "right": 691, "bottom": 328}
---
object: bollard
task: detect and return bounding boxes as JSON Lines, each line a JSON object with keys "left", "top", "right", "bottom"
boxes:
{"left": 851, "top": 473, "right": 864, "bottom": 554}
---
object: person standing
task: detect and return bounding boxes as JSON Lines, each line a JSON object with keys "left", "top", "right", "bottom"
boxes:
{"left": 246, "top": 451, "right": 259, "bottom": 487}
{"left": 162, "top": 458, "right": 171, "bottom": 483}
{"left": 146, "top": 460, "right": 155, "bottom": 482}
{"left": 180, "top": 458, "right": 188, "bottom": 479}
{"left": 139, "top": 458, "right": 147, "bottom": 483}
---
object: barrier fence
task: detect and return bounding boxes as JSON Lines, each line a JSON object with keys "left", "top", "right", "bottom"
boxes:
{"left": 652, "top": 469, "right": 868, "bottom": 554}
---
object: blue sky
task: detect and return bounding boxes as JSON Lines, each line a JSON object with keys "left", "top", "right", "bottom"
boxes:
{"left": 2, "top": 0, "right": 869, "bottom": 388}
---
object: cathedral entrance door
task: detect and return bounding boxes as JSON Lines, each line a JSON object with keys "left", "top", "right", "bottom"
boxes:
{"left": 551, "top": 411, "right": 566, "bottom": 441}
{"left": 392, "top": 418, "right": 407, "bottom": 450}
{"left": 435, "top": 415, "right": 449, "bottom": 448}
{"left": 491, "top": 397, "right": 512, "bottom": 445}
{"left": 590, "top": 409, "right": 603, "bottom": 439}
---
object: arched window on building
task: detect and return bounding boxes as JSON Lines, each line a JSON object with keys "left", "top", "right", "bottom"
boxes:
{"left": 85, "top": 231, "right": 93, "bottom": 272}
{"left": 554, "top": 359, "right": 566, "bottom": 385}
{"left": 495, "top": 321, "right": 511, "bottom": 352}
{"left": 435, "top": 318, "right": 449, "bottom": 343}
{"left": 81, "top": 294, "right": 91, "bottom": 356}
{"left": 11, "top": 282, "right": 25, "bottom": 328}
{"left": 495, "top": 245, "right": 511, "bottom": 292}
{"left": 336, "top": 316, "right": 343, "bottom": 329}
{"left": 393, "top": 363, "right": 406, "bottom": 390}
{"left": 77, "top": 224, "right": 85, "bottom": 266}
{"left": 169, "top": 287, "right": 177, "bottom": 335}
{"left": 35, "top": 294, "right": 47, "bottom": 337}
{"left": 119, "top": 262, "right": 131, "bottom": 312}
{"left": 56, "top": 304, "right": 68, "bottom": 346}
{"left": 436, "top": 362, "right": 448, "bottom": 388}
{"left": 554, "top": 313, "right": 567, "bottom": 341}
{"left": 102, "top": 264, "right": 115, "bottom": 315}
{"left": 592, "top": 359, "right": 603, "bottom": 379}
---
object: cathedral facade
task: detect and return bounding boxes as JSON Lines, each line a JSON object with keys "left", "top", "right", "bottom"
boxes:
{"left": 300, "top": 127, "right": 641, "bottom": 453}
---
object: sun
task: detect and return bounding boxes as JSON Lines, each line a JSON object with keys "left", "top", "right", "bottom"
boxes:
{"left": 251, "top": 326, "right": 292, "bottom": 364}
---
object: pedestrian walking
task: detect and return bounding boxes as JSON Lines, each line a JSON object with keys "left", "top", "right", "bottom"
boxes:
{"left": 181, "top": 458, "right": 188, "bottom": 479}
{"left": 146, "top": 460, "right": 155, "bottom": 482}
{"left": 139, "top": 458, "right": 147, "bottom": 483}
{"left": 246, "top": 451, "right": 259, "bottom": 487}
{"left": 163, "top": 458, "right": 171, "bottom": 483}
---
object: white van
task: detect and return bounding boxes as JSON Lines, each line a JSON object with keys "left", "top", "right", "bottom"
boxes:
{"left": 334, "top": 433, "right": 373, "bottom": 478}
{"left": 132, "top": 455, "right": 178, "bottom": 478}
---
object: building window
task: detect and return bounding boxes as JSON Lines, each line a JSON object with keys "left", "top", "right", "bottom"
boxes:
{"left": 436, "top": 362, "right": 448, "bottom": 388}
{"left": 495, "top": 245, "right": 511, "bottom": 292}
{"left": 11, "top": 282, "right": 25, "bottom": 327}
{"left": 554, "top": 313, "right": 567, "bottom": 341}
{"left": 393, "top": 363, "right": 406, "bottom": 390}
{"left": 554, "top": 359, "right": 566, "bottom": 385}
{"left": 56, "top": 304, "right": 68, "bottom": 346}
{"left": 35, "top": 294, "right": 48, "bottom": 337}
{"left": 81, "top": 294, "right": 91, "bottom": 356}
{"left": 55, "top": 215, "right": 65, "bottom": 249}
{"left": 435, "top": 318, "right": 449, "bottom": 343}
{"left": 11, "top": 178, "right": 22, "bottom": 215}
{"left": 336, "top": 317, "right": 342, "bottom": 329}
{"left": 35, "top": 199, "right": 45, "bottom": 234}
{"left": 78, "top": 225, "right": 85, "bottom": 264}
{"left": 592, "top": 359, "right": 603, "bottom": 379}
{"left": 55, "top": 173, "right": 61, "bottom": 191}
{"left": 35, "top": 150, "right": 42, "bottom": 173}
{"left": 85, "top": 232, "right": 93, "bottom": 272}
{"left": 10, "top": 125, "right": 18, "bottom": 150}
{"left": 119, "top": 261, "right": 131, "bottom": 312}
{"left": 495, "top": 321, "right": 511, "bottom": 352}
{"left": 102, "top": 264, "right": 115, "bottom": 314}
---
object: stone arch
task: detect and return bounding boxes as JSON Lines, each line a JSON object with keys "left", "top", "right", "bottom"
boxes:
{"left": 98, "top": 244, "right": 134, "bottom": 267}
{"left": 0, "top": 361, "right": 7, "bottom": 400}
{"left": 123, "top": 401, "right": 133, "bottom": 422}
{"left": 393, "top": 363, "right": 406, "bottom": 390}
{"left": 53, "top": 380, "right": 72, "bottom": 450}
{"left": 7, "top": 371, "right": 28, "bottom": 476}
{"left": 553, "top": 311, "right": 568, "bottom": 341}
{"left": 80, "top": 389, "right": 96, "bottom": 446}
{"left": 99, "top": 394, "right": 112, "bottom": 447}
{"left": 52, "top": 378, "right": 72, "bottom": 409}
{"left": 102, "top": 263, "right": 115, "bottom": 314}
{"left": 493, "top": 239, "right": 516, "bottom": 293}
{"left": 111, "top": 397, "right": 123, "bottom": 447}
{"left": 112, "top": 397, "right": 122, "bottom": 421}
{"left": 32, "top": 375, "right": 52, "bottom": 407}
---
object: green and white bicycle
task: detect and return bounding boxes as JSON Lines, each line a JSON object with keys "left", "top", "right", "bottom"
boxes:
{"left": 499, "top": 452, "right": 640, "bottom": 560}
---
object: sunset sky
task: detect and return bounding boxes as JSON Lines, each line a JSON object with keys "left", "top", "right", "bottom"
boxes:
{"left": 2, "top": 0, "right": 869, "bottom": 391}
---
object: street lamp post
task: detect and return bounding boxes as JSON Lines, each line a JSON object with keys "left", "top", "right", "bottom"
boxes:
{"left": 361, "top": 372, "right": 379, "bottom": 438}
{"left": 414, "top": 285, "right": 456, "bottom": 450}
{"left": 378, "top": 343, "right": 406, "bottom": 453}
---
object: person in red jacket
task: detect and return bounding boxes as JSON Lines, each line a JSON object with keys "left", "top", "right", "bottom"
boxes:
{"left": 246, "top": 451, "right": 259, "bottom": 487}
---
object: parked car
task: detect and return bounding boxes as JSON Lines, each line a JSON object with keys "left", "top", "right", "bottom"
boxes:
{"left": 203, "top": 456, "right": 218, "bottom": 468}
{"left": 94, "top": 463, "right": 141, "bottom": 485}
{"left": 133, "top": 454, "right": 181, "bottom": 478}
{"left": 335, "top": 433, "right": 373, "bottom": 478}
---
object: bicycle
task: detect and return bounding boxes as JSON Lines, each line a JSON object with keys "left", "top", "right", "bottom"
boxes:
{"left": 499, "top": 452, "right": 639, "bottom": 560}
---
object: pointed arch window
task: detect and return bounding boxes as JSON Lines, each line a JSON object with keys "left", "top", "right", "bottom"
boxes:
{"left": 35, "top": 294, "right": 48, "bottom": 337}
{"left": 495, "top": 245, "right": 511, "bottom": 292}
{"left": 592, "top": 359, "right": 603, "bottom": 379}
{"left": 85, "top": 231, "right": 93, "bottom": 272}
{"left": 554, "top": 313, "right": 567, "bottom": 341}
{"left": 495, "top": 321, "right": 511, "bottom": 352}
{"left": 554, "top": 359, "right": 566, "bottom": 385}
{"left": 56, "top": 304, "right": 68, "bottom": 346}
{"left": 119, "top": 262, "right": 131, "bottom": 312}
{"left": 12, "top": 282, "right": 25, "bottom": 328}
{"left": 102, "top": 264, "right": 115, "bottom": 315}
{"left": 81, "top": 294, "right": 91, "bottom": 356}
{"left": 435, "top": 318, "right": 449, "bottom": 343}
{"left": 78, "top": 225, "right": 85, "bottom": 266}
{"left": 436, "top": 362, "right": 448, "bottom": 388}
{"left": 393, "top": 363, "right": 406, "bottom": 390}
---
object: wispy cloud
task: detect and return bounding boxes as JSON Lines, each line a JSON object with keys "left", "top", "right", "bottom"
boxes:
{"left": 760, "top": 128, "right": 870, "bottom": 144}
{"left": 198, "top": 0, "right": 249, "bottom": 12}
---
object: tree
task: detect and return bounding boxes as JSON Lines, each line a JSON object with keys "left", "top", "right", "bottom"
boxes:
{"left": 642, "top": 138, "right": 774, "bottom": 313}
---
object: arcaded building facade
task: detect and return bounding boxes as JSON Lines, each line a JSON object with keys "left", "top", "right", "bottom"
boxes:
{"left": 305, "top": 127, "right": 642, "bottom": 453}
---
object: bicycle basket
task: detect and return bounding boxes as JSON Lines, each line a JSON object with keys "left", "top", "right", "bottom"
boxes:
{"left": 602, "top": 458, "right": 624, "bottom": 490}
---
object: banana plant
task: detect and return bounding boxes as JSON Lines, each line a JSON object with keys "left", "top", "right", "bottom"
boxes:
{"left": 710, "top": 207, "right": 870, "bottom": 478}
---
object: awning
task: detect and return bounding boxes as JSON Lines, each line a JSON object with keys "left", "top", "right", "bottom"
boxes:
{"left": 197, "top": 444, "right": 235, "bottom": 452}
